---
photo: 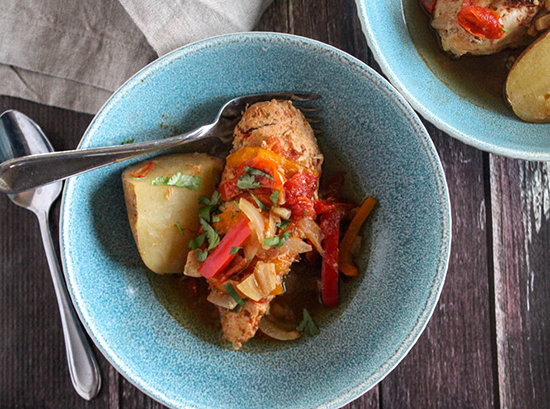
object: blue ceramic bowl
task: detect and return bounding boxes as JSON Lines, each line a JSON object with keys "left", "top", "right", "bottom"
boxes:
{"left": 356, "top": 0, "right": 550, "bottom": 160}
{"left": 60, "top": 33, "right": 451, "bottom": 408}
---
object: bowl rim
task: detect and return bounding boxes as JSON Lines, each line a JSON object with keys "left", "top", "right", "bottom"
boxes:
{"left": 355, "top": 0, "right": 550, "bottom": 161}
{"left": 59, "top": 31, "right": 452, "bottom": 409}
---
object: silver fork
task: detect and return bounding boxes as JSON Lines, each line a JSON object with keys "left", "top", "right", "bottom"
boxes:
{"left": 0, "top": 92, "right": 321, "bottom": 194}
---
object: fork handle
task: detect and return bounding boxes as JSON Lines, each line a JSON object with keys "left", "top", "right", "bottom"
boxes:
{"left": 0, "top": 124, "right": 213, "bottom": 194}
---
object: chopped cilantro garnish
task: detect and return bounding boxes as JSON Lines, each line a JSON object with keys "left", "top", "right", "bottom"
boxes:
{"left": 250, "top": 193, "right": 269, "bottom": 211}
{"left": 265, "top": 113, "right": 271, "bottom": 119}
{"left": 277, "top": 218, "right": 292, "bottom": 229}
{"left": 200, "top": 219, "right": 220, "bottom": 251}
{"left": 269, "top": 190, "right": 279, "bottom": 207}
{"left": 233, "top": 200, "right": 240, "bottom": 209}
{"left": 237, "top": 173, "right": 261, "bottom": 190}
{"left": 175, "top": 222, "right": 185, "bottom": 236}
{"left": 274, "top": 231, "right": 291, "bottom": 248}
{"left": 198, "top": 195, "right": 210, "bottom": 205}
{"left": 231, "top": 212, "right": 237, "bottom": 220}
{"left": 212, "top": 168, "right": 219, "bottom": 185}
{"left": 245, "top": 166, "right": 274, "bottom": 180}
{"left": 224, "top": 283, "right": 245, "bottom": 307}
{"left": 501, "top": 27, "right": 509, "bottom": 33}
{"left": 198, "top": 191, "right": 221, "bottom": 222}
{"left": 188, "top": 232, "right": 206, "bottom": 250}
{"left": 263, "top": 237, "right": 280, "bottom": 247}
{"left": 121, "top": 138, "right": 135, "bottom": 145}
{"left": 212, "top": 215, "right": 221, "bottom": 223}
{"left": 230, "top": 246, "right": 242, "bottom": 255}
{"left": 152, "top": 172, "right": 202, "bottom": 191}
{"left": 196, "top": 249, "right": 208, "bottom": 262}
{"left": 296, "top": 309, "right": 320, "bottom": 336}
{"left": 302, "top": 209, "right": 307, "bottom": 218}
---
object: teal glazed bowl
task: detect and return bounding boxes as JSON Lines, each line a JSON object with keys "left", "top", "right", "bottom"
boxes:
{"left": 356, "top": 0, "right": 550, "bottom": 160}
{"left": 60, "top": 33, "right": 451, "bottom": 408}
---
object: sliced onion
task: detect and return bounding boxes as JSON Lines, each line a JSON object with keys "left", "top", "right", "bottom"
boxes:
{"left": 297, "top": 218, "right": 324, "bottom": 255}
{"left": 183, "top": 251, "right": 201, "bottom": 277}
{"left": 271, "top": 206, "right": 291, "bottom": 219}
{"left": 207, "top": 288, "right": 237, "bottom": 309}
{"left": 259, "top": 318, "right": 301, "bottom": 341}
{"left": 278, "top": 237, "right": 312, "bottom": 255}
{"left": 239, "top": 198, "right": 265, "bottom": 244}
{"left": 236, "top": 261, "right": 277, "bottom": 301}
{"left": 254, "top": 262, "right": 277, "bottom": 294}
{"left": 267, "top": 211, "right": 278, "bottom": 239}
{"left": 237, "top": 273, "right": 263, "bottom": 301}
{"left": 243, "top": 233, "right": 261, "bottom": 263}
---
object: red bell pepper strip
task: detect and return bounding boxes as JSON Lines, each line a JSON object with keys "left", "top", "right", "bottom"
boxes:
{"left": 420, "top": 0, "right": 437, "bottom": 15}
{"left": 457, "top": 4, "right": 504, "bottom": 40}
{"left": 199, "top": 219, "right": 251, "bottom": 279}
{"left": 128, "top": 161, "right": 154, "bottom": 178}
{"left": 319, "top": 210, "right": 343, "bottom": 307}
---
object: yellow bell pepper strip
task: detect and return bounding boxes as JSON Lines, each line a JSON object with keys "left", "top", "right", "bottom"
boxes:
{"left": 338, "top": 197, "right": 377, "bottom": 277}
{"left": 199, "top": 219, "right": 251, "bottom": 279}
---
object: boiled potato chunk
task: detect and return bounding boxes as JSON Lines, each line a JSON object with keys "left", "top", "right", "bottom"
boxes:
{"left": 122, "top": 153, "right": 223, "bottom": 274}
{"left": 506, "top": 30, "right": 550, "bottom": 123}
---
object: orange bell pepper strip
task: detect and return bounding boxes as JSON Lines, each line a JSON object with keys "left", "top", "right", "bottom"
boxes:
{"left": 338, "top": 197, "right": 377, "bottom": 277}
{"left": 128, "top": 161, "right": 154, "bottom": 178}
{"left": 225, "top": 147, "right": 315, "bottom": 178}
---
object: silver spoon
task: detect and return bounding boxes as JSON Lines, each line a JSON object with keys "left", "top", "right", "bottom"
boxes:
{"left": 0, "top": 110, "right": 101, "bottom": 400}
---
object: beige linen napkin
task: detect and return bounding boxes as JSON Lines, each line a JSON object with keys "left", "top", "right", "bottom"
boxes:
{"left": 0, "top": 0, "right": 271, "bottom": 114}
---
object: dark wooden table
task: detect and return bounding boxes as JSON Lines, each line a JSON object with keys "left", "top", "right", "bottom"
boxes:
{"left": 1, "top": 0, "right": 549, "bottom": 408}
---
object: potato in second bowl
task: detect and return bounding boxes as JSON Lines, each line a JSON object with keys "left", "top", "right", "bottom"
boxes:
{"left": 122, "top": 153, "right": 223, "bottom": 274}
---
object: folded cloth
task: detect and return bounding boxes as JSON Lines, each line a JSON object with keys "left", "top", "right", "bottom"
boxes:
{"left": 0, "top": 0, "right": 271, "bottom": 114}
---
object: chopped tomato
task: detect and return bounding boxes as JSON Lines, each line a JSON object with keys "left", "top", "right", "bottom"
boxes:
{"left": 457, "top": 5, "right": 504, "bottom": 40}
{"left": 219, "top": 177, "right": 241, "bottom": 201}
{"left": 199, "top": 219, "right": 251, "bottom": 279}
{"left": 283, "top": 173, "right": 318, "bottom": 220}
{"left": 314, "top": 199, "right": 353, "bottom": 215}
{"left": 128, "top": 161, "right": 154, "bottom": 178}
{"left": 420, "top": 0, "right": 437, "bottom": 15}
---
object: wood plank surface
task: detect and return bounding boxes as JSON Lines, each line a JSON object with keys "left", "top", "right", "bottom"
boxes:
{"left": 490, "top": 156, "right": 550, "bottom": 409}
{"left": 380, "top": 126, "right": 497, "bottom": 409}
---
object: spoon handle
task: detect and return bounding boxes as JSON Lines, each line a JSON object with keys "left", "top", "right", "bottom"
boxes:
{"left": 36, "top": 210, "right": 101, "bottom": 400}
{"left": 0, "top": 124, "right": 213, "bottom": 194}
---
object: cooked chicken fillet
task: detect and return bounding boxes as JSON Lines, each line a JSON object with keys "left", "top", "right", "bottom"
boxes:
{"left": 216, "top": 100, "right": 322, "bottom": 349}
{"left": 432, "top": 0, "right": 542, "bottom": 56}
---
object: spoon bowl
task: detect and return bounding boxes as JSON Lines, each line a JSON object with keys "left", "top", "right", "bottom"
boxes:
{"left": 0, "top": 111, "right": 62, "bottom": 211}
{"left": 0, "top": 110, "right": 101, "bottom": 400}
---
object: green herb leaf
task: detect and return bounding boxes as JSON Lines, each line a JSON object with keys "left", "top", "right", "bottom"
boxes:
{"left": 237, "top": 173, "right": 261, "bottom": 190}
{"left": 230, "top": 246, "right": 242, "bottom": 255}
{"left": 274, "top": 231, "right": 291, "bottom": 248}
{"left": 501, "top": 27, "right": 509, "bottom": 32}
{"left": 265, "top": 113, "right": 271, "bottom": 119}
{"left": 195, "top": 249, "right": 208, "bottom": 262}
{"left": 250, "top": 193, "right": 269, "bottom": 211}
{"left": 245, "top": 166, "right": 274, "bottom": 180}
{"left": 121, "top": 138, "right": 135, "bottom": 145}
{"left": 152, "top": 172, "right": 202, "bottom": 191}
{"left": 200, "top": 218, "right": 220, "bottom": 251}
{"left": 296, "top": 309, "right": 320, "bottom": 336}
{"left": 213, "top": 168, "right": 219, "bottom": 185}
{"left": 302, "top": 209, "right": 307, "bottom": 218}
{"left": 224, "top": 283, "right": 245, "bottom": 307}
{"left": 276, "top": 218, "right": 292, "bottom": 229}
{"left": 212, "top": 215, "right": 221, "bottom": 223}
{"left": 233, "top": 200, "right": 240, "bottom": 209}
{"left": 269, "top": 190, "right": 279, "bottom": 207}
{"left": 198, "top": 195, "right": 210, "bottom": 205}
{"left": 231, "top": 212, "right": 237, "bottom": 220}
{"left": 263, "top": 237, "right": 280, "bottom": 247}
{"left": 175, "top": 222, "right": 185, "bottom": 236}
{"left": 188, "top": 232, "right": 206, "bottom": 250}
{"left": 198, "top": 205, "right": 214, "bottom": 222}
